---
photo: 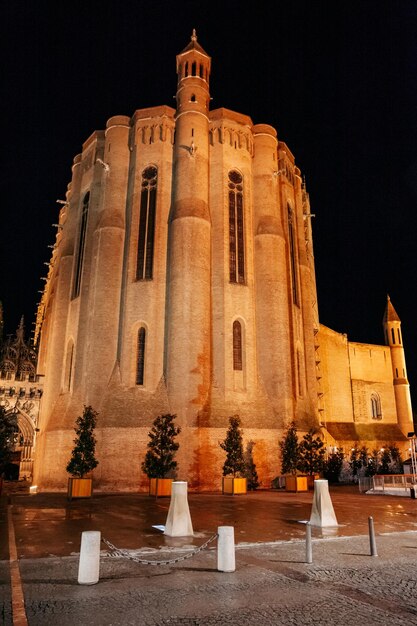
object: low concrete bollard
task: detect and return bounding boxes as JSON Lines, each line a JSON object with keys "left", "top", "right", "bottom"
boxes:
{"left": 164, "top": 481, "right": 194, "bottom": 537}
{"left": 217, "top": 526, "right": 235, "bottom": 572}
{"left": 368, "top": 516, "right": 378, "bottom": 557}
{"left": 305, "top": 522, "right": 313, "bottom": 563}
{"left": 309, "top": 479, "right": 338, "bottom": 528}
{"left": 78, "top": 530, "right": 101, "bottom": 585}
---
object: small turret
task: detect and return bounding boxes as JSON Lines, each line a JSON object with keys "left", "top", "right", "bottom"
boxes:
{"left": 383, "top": 295, "right": 413, "bottom": 435}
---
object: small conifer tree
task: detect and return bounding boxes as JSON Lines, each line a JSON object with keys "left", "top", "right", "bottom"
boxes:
{"left": 220, "top": 415, "right": 246, "bottom": 477}
{"left": 244, "top": 440, "right": 260, "bottom": 490}
{"left": 388, "top": 444, "right": 403, "bottom": 474}
{"left": 142, "top": 413, "right": 181, "bottom": 478}
{"left": 279, "top": 421, "right": 299, "bottom": 475}
{"left": 66, "top": 405, "right": 99, "bottom": 478}
{"left": 323, "top": 448, "right": 344, "bottom": 483}
{"left": 378, "top": 447, "right": 391, "bottom": 474}
{"left": 349, "top": 444, "right": 363, "bottom": 479}
{"left": 297, "top": 429, "right": 325, "bottom": 475}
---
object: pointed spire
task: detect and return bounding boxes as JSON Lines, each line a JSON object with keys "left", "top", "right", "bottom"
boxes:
{"left": 16, "top": 316, "right": 25, "bottom": 343}
{"left": 383, "top": 294, "right": 400, "bottom": 324}
{"left": 179, "top": 29, "right": 209, "bottom": 56}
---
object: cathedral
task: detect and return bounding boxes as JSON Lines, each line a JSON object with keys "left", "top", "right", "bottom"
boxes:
{"left": 33, "top": 32, "right": 413, "bottom": 492}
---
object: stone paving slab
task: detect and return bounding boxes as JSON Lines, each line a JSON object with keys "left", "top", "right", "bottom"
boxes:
{"left": 2, "top": 484, "right": 417, "bottom": 625}
{"left": 1, "top": 532, "right": 416, "bottom": 625}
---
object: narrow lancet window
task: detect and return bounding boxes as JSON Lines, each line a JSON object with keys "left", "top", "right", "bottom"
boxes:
{"left": 137, "top": 166, "right": 157, "bottom": 280}
{"left": 288, "top": 205, "right": 299, "bottom": 305}
{"left": 72, "top": 191, "right": 90, "bottom": 299}
{"left": 371, "top": 393, "right": 382, "bottom": 420}
{"left": 391, "top": 328, "right": 395, "bottom": 344}
{"left": 233, "top": 321, "right": 242, "bottom": 371}
{"left": 64, "top": 341, "right": 74, "bottom": 391}
{"left": 228, "top": 171, "right": 245, "bottom": 283}
{"left": 136, "top": 327, "right": 146, "bottom": 385}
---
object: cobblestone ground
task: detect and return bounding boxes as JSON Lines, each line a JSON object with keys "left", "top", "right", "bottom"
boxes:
{"left": 2, "top": 532, "right": 417, "bottom": 625}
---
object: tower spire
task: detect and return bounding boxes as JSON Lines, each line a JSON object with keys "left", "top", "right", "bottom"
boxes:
{"left": 382, "top": 295, "right": 413, "bottom": 436}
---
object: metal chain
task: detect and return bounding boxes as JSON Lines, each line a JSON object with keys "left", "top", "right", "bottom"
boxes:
{"left": 101, "top": 533, "right": 218, "bottom": 566}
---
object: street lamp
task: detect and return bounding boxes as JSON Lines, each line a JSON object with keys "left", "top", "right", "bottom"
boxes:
{"left": 407, "top": 432, "right": 417, "bottom": 482}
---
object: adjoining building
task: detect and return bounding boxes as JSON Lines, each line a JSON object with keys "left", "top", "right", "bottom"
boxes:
{"left": 0, "top": 315, "right": 43, "bottom": 480}
{"left": 32, "top": 32, "right": 413, "bottom": 492}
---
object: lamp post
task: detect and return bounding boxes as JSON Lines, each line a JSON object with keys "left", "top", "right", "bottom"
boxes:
{"left": 407, "top": 432, "right": 417, "bottom": 482}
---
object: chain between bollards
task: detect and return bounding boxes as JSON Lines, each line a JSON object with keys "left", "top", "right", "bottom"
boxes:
{"left": 368, "top": 516, "right": 378, "bottom": 557}
{"left": 305, "top": 522, "right": 313, "bottom": 563}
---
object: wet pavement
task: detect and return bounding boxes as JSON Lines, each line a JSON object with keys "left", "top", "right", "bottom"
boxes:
{"left": 1, "top": 482, "right": 417, "bottom": 625}
{"left": 2, "top": 483, "right": 417, "bottom": 559}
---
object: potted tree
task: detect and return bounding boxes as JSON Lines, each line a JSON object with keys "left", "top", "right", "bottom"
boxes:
{"left": 220, "top": 415, "right": 247, "bottom": 494}
{"left": 142, "top": 413, "right": 181, "bottom": 497}
{"left": 297, "top": 429, "right": 326, "bottom": 489}
{"left": 0, "top": 405, "right": 18, "bottom": 495}
{"left": 244, "top": 440, "right": 260, "bottom": 491}
{"left": 279, "top": 421, "right": 307, "bottom": 492}
{"left": 66, "top": 405, "right": 99, "bottom": 499}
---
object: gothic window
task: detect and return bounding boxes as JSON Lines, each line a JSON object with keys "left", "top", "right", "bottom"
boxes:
{"left": 72, "top": 191, "right": 90, "bottom": 298}
{"left": 233, "top": 321, "right": 242, "bottom": 371}
{"left": 137, "top": 166, "right": 157, "bottom": 280}
{"left": 228, "top": 171, "right": 245, "bottom": 284}
{"left": 136, "top": 327, "right": 146, "bottom": 385}
{"left": 391, "top": 328, "right": 395, "bottom": 344}
{"left": 397, "top": 328, "right": 402, "bottom": 344}
{"left": 371, "top": 393, "right": 382, "bottom": 420}
{"left": 297, "top": 350, "right": 303, "bottom": 396}
{"left": 287, "top": 205, "right": 299, "bottom": 305}
{"left": 64, "top": 341, "right": 74, "bottom": 391}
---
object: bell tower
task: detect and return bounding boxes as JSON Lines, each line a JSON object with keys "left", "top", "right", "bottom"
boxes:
{"left": 165, "top": 31, "right": 212, "bottom": 482}
{"left": 383, "top": 295, "right": 414, "bottom": 435}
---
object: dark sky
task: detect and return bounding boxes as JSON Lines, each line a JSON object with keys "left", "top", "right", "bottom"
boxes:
{"left": 1, "top": 1, "right": 416, "bottom": 404}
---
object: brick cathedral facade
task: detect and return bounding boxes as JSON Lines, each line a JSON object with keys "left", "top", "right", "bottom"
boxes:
{"left": 33, "top": 33, "right": 413, "bottom": 492}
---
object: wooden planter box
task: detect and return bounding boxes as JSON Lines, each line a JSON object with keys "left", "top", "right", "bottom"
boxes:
{"left": 285, "top": 475, "right": 308, "bottom": 492}
{"left": 67, "top": 477, "right": 93, "bottom": 500}
{"left": 307, "top": 474, "right": 321, "bottom": 490}
{"left": 149, "top": 477, "right": 173, "bottom": 497}
{"left": 222, "top": 476, "right": 247, "bottom": 495}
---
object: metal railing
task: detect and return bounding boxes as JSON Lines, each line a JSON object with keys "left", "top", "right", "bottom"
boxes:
{"left": 361, "top": 474, "right": 416, "bottom": 493}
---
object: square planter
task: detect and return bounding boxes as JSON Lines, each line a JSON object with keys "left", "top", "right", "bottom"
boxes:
{"left": 307, "top": 474, "right": 321, "bottom": 490}
{"left": 285, "top": 475, "right": 308, "bottom": 492}
{"left": 222, "top": 476, "right": 247, "bottom": 495}
{"left": 149, "top": 477, "right": 173, "bottom": 497}
{"left": 67, "top": 477, "right": 93, "bottom": 500}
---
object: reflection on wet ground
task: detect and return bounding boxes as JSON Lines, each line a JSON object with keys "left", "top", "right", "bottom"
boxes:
{"left": 2, "top": 483, "right": 417, "bottom": 559}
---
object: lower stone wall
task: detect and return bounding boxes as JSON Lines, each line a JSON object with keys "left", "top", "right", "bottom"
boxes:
{"left": 34, "top": 425, "right": 285, "bottom": 493}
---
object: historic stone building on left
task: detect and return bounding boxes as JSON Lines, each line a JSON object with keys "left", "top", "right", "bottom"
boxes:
{"left": 0, "top": 314, "right": 43, "bottom": 479}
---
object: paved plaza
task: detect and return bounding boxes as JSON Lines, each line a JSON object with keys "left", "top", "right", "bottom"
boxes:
{"left": 1, "top": 482, "right": 417, "bottom": 625}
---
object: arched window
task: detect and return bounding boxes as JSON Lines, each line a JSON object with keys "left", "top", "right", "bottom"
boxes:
{"left": 64, "top": 341, "right": 74, "bottom": 391}
{"left": 72, "top": 191, "right": 90, "bottom": 298}
{"left": 371, "top": 393, "right": 382, "bottom": 420}
{"left": 397, "top": 328, "right": 402, "bottom": 344}
{"left": 233, "top": 321, "right": 242, "bottom": 371}
{"left": 137, "top": 166, "right": 157, "bottom": 280}
{"left": 136, "top": 327, "right": 146, "bottom": 385}
{"left": 228, "top": 171, "right": 245, "bottom": 283}
{"left": 391, "top": 328, "right": 395, "bottom": 344}
{"left": 296, "top": 350, "right": 303, "bottom": 396}
{"left": 288, "top": 205, "right": 299, "bottom": 305}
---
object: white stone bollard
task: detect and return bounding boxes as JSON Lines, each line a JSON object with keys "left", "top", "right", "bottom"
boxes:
{"left": 217, "top": 526, "right": 235, "bottom": 572}
{"left": 309, "top": 479, "right": 338, "bottom": 527}
{"left": 164, "top": 481, "right": 194, "bottom": 537}
{"left": 78, "top": 530, "right": 101, "bottom": 585}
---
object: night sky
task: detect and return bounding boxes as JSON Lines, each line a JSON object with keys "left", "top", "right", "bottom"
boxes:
{"left": 1, "top": 1, "right": 416, "bottom": 405}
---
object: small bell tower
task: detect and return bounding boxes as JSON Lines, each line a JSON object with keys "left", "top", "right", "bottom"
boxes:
{"left": 383, "top": 295, "right": 414, "bottom": 435}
